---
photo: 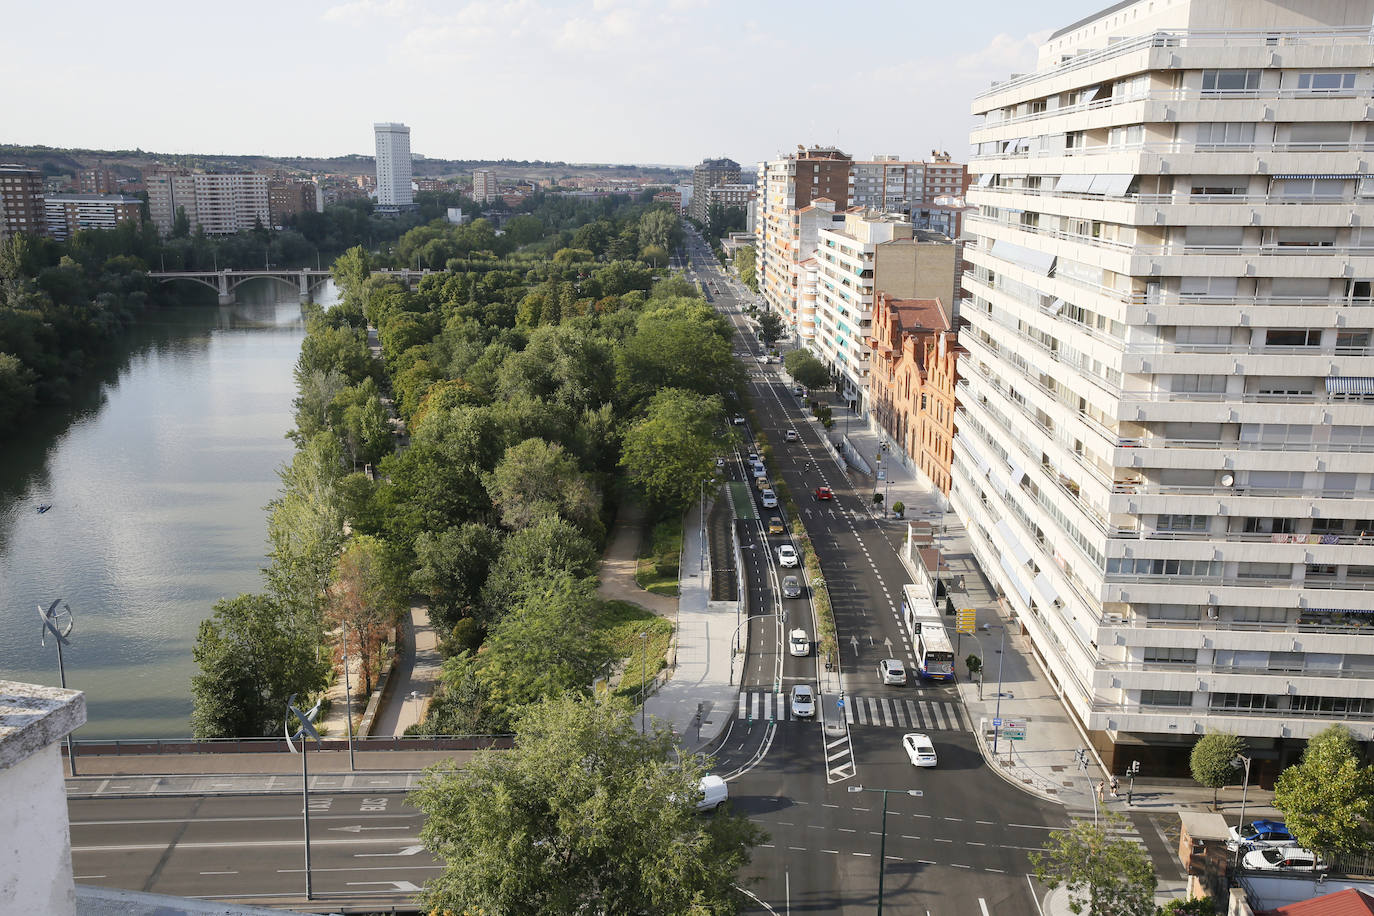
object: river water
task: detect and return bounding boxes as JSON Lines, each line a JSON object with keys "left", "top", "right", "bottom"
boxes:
{"left": 0, "top": 279, "right": 329, "bottom": 739}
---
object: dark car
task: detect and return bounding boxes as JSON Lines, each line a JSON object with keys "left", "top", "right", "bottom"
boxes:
{"left": 815, "top": 486, "right": 834, "bottom": 500}
{"left": 1228, "top": 819, "right": 1294, "bottom": 850}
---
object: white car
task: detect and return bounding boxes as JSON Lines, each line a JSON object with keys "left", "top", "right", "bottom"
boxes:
{"left": 878, "top": 658, "right": 908, "bottom": 685}
{"left": 903, "top": 732, "right": 938, "bottom": 767}
{"left": 1242, "top": 847, "right": 1326, "bottom": 873}
{"left": 761, "top": 489, "right": 778, "bottom": 509}
{"left": 790, "top": 684, "right": 815, "bottom": 718}
{"left": 784, "top": 429, "right": 799, "bottom": 442}
{"left": 751, "top": 462, "right": 767, "bottom": 479}
{"left": 695, "top": 774, "right": 729, "bottom": 812}
{"left": 789, "top": 628, "right": 809, "bottom": 656}
{"left": 777, "top": 544, "right": 798, "bottom": 567}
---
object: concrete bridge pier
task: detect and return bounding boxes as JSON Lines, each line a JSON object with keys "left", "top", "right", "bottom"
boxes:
{"left": 216, "top": 274, "right": 234, "bottom": 305}
{"left": 298, "top": 270, "right": 311, "bottom": 303}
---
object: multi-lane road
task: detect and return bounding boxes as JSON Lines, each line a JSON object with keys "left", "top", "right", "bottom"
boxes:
{"left": 677, "top": 227, "right": 1070, "bottom": 915}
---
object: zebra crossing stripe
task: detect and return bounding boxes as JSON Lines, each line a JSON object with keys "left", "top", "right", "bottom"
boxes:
{"left": 739, "top": 694, "right": 747, "bottom": 719}
{"left": 867, "top": 697, "right": 881, "bottom": 724}
{"left": 774, "top": 694, "right": 785, "bottom": 720}
{"left": 947, "top": 704, "right": 963, "bottom": 730}
{"left": 893, "top": 701, "right": 907, "bottom": 728}
{"left": 845, "top": 700, "right": 856, "bottom": 724}
{"left": 879, "top": 700, "right": 893, "bottom": 728}
{"left": 905, "top": 700, "right": 921, "bottom": 727}
{"left": 751, "top": 693, "right": 760, "bottom": 720}
{"left": 933, "top": 703, "right": 950, "bottom": 730}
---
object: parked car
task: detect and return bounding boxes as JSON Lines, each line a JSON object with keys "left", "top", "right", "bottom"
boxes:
{"left": 731, "top": 415, "right": 746, "bottom": 425}
{"left": 768, "top": 516, "right": 785, "bottom": 535}
{"left": 815, "top": 486, "right": 834, "bottom": 500}
{"left": 1242, "top": 847, "right": 1326, "bottom": 873}
{"left": 761, "top": 489, "right": 778, "bottom": 508}
{"left": 789, "top": 628, "right": 809, "bottom": 655}
{"left": 1227, "top": 820, "right": 1294, "bottom": 850}
{"left": 792, "top": 385, "right": 804, "bottom": 397}
{"left": 777, "top": 544, "right": 799, "bottom": 567}
{"left": 790, "top": 684, "right": 816, "bottom": 718}
{"left": 902, "top": 732, "right": 938, "bottom": 767}
{"left": 747, "top": 452, "right": 759, "bottom": 464}
{"left": 751, "top": 462, "right": 767, "bottom": 479}
{"left": 878, "top": 658, "right": 908, "bottom": 685}
{"left": 785, "top": 429, "right": 799, "bottom": 442}
{"left": 756, "top": 477, "right": 773, "bottom": 493}
{"left": 782, "top": 575, "right": 802, "bottom": 597}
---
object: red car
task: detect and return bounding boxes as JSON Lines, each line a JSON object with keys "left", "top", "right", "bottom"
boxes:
{"left": 815, "top": 486, "right": 834, "bottom": 501}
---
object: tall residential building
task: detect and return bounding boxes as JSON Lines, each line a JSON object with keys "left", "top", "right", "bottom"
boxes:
{"left": 812, "top": 210, "right": 956, "bottom": 413}
{"left": 0, "top": 164, "right": 46, "bottom": 240}
{"left": 849, "top": 156, "right": 925, "bottom": 213}
{"left": 472, "top": 168, "right": 498, "bottom": 203}
{"left": 42, "top": 194, "right": 142, "bottom": 241}
{"left": 689, "top": 157, "right": 741, "bottom": 223}
{"left": 959, "top": 0, "right": 1374, "bottom": 775}
{"left": 267, "top": 179, "right": 319, "bottom": 227}
{"left": 373, "top": 122, "right": 413, "bottom": 209}
{"left": 77, "top": 166, "right": 117, "bottom": 195}
{"left": 756, "top": 146, "right": 853, "bottom": 335}
{"left": 146, "top": 172, "right": 270, "bottom": 236}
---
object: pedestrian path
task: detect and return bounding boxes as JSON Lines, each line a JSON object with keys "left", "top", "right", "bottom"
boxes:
{"left": 734, "top": 691, "right": 965, "bottom": 730}
{"left": 1063, "top": 804, "right": 1150, "bottom": 853}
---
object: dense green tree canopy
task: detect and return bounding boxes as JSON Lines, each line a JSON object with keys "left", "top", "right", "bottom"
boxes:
{"left": 1030, "top": 813, "right": 1156, "bottom": 916}
{"left": 620, "top": 388, "right": 723, "bottom": 509}
{"left": 411, "top": 694, "right": 765, "bottom": 915}
{"left": 1274, "top": 725, "right": 1374, "bottom": 855}
{"left": 783, "top": 348, "right": 830, "bottom": 390}
{"left": 1190, "top": 732, "right": 1247, "bottom": 810}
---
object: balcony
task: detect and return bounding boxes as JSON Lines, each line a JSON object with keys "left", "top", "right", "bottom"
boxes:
{"left": 971, "top": 137, "right": 1374, "bottom": 162}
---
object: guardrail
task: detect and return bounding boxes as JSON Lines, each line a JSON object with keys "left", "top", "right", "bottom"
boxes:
{"left": 64, "top": 735, "right": 515, "bottom": 757}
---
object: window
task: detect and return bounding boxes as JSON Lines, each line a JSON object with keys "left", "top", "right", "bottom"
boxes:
{"left": 1158, "top": 514, "right": 1209, "bottom": 531}
{"left": 1196, "top": 122, "right": 1256, "bottom": 147}
{"left": 1141, "top": 690, "right": 1192, "bottom": 707}
{"left": 1143, "top": 646, "right": 1198, "bottom": 664}
{"left": 1274, "top": 228, "right": 1337, "bottom": 247}
{"left": 1239, "top": 562, "right": 1290, "bottom": 579}
{"left": 1288, "top": 123, "right": 1349, "bottom": 145}
{"left": 1171, "top": 374, "right": 1227, "bottom": 393}
{"left": 1202, "top": 69, "right": 1260, "bottom": 94}
{"left": 1109, "top": 125, "right": 1144, "bottom": 147}
{"left": 1266, "top": 329, "right": 1321, "bottom": 347}
{"left": 1210, "top": 692, "right": 1280, "bottom": 711}
{"left": 1291, "top": 694, "right": 1374, "bottom": 714}
{"left": 1337, "top": 331, "right": 1371, "bottom": 352}
{"left": 1106, "top": 558, "right": 1224, "bottom": 577}
{"left": 1191, "top": 176, "right": 1248, "bottom": 196}
{"left": 1275, "top": 177, "right": 1346, "bottom": 198}
{"left": 1242, "top": 516, "right": 1296, "bottom": 534}
{"left": 1232, "top": 606, "right": 1289, "bottom": 623}
{"left": 1296, "top": 72, "right": 1356, "bottom": 93}
{"left": 1184, "top": 226, "right": 1243, "bottom": 247}
{"left": 1249, "top": 470, "right": 1305, "bottom": 488}
{"left": 1270, "top": 277, "right": 1329, "bottom": 298}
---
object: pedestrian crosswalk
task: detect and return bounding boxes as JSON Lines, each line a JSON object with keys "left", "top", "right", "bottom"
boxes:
{"left": 735, "top": 691, "right": 966, "bottom": 731}
{"left": 1064, "top": 806, "right": 1149, "bottom": 851}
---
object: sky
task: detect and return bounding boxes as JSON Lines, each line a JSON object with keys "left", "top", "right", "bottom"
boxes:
{"left": 3, "top": 0, "right": 1100, "bottom": 169}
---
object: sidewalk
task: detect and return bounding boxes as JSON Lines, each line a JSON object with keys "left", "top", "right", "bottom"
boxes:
{"left": 639, "top": 496, "right": 739, "bottom": 750}
{"left": 596, "top": 500, "right": 678, "bottom": 616}
{"left": 367, "top": 605, "right": 441, "bottom": 736}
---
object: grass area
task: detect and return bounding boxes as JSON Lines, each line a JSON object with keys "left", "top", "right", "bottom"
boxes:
{"left": 600, "top": 599, "right": 675, "bottom": 701}
{"left": 634, "top": 517, "right": 682, "bottom": 597}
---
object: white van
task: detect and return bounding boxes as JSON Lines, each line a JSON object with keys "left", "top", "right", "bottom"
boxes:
{"left": 696, "top": 774, "right": 728, "bottom": 812}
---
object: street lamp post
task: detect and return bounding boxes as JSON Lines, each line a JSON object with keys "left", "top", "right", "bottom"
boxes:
{"left": 286, "top": 694, "right": 323, "bottom": 900}
{"left": 1231, "top": 753, "right": 1253, "bottom": 862}
{"left": 849, "top": 785, "right": 922, "bottom": 915}
{"left": 38, "top": 599, "right": 77, "bottom": 776}
{"left": 989, "top": 623, "right": 1008, "bottom": 755}
{"left": 728, "top": 614, "right": 776, "bottom": 685}
{"left": 639, "top": 631, "right": 649, "bottom": 732}
{"left": 340, "top": 629, "right": 356, "bottom": 771}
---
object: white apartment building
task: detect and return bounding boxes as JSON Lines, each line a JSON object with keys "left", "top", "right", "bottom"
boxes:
{"left": 146, "top": 172, "right": 269, "bottom": 236}
{"left": 374, "top": 122, "right": 413, "bottom": 209}
{"left": 850, "top": 156, "right": 924, "bottom": 213}
{"left": 472, "top": 168, "right": 498, "bottom": 203}
{"left": 958, "top": 0, "right": 1374, "bottom": 775}
{"left": 812, "top": 212, "right": 956, "bottom": 413}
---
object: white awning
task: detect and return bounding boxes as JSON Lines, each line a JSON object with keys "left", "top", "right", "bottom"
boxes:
{"left": 990, "top": 239, "right": 1057, "bottom": 275}
{"left": 995, "top": 519, "right": 1033, "bottom": 565}
{"left": 977, "top": 173, "right": 995, "bottom": 187}
{"left": 1056, "top": 174, "right": 1093, "bottom": 193}
{"left": 1088, "top": 173, "right": 1134, "bottom": 196}
{"left": 1326, "top": 377, "right": 1374, "bottom": 394}
{"left": 1007, "top": 458, "right": 1026, "bottom": 489}
{"left": 1000, "top": 553, "right": 1033, "bottom": 604}
{"left": 989, "top": 467, "right": 1010, "bottom": 496}
{"left": 1032, "top": 572, "right": 1061, "bottom": 610}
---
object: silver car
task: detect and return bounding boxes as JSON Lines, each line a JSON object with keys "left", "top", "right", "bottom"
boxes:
{"left": 878, "top": 658, "right": 908, "bottom": 686}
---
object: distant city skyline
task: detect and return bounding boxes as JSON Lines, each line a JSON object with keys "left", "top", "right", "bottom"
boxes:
{"left": 5, "top": 0, "right": 1098, "bottom": 167}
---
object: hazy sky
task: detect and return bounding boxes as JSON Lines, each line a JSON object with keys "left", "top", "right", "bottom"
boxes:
{"left": 4, "top": 0, "right": 1100, "bottom": 168}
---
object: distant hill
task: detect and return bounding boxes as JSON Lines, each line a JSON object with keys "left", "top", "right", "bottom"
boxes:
{"left": 0, "top": 144, "right": 689, "bottom": 183}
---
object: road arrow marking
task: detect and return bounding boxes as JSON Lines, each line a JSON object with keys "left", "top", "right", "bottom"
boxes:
{"left": 356, "top": 844, "right": 425, "bottom": 858}
{"left": 849, "top": 635, "right": 859, "bottom": 654}
{"left": 883, "top": 637, "right": 894, "bottom": 653}
{"left": 329, "top": 825, "right": 408, "bottom": 833}
{"left": 347, "top": 880, "right": 422, "bottom": 891}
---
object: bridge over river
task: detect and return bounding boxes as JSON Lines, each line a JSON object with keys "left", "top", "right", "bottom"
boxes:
{"left": 148, "top": 267, "right": 436, "bottom": 304}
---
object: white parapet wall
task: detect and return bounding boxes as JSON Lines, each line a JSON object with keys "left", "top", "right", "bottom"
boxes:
{"left": 0, "top": 680, "right": 86, "bottom": 916}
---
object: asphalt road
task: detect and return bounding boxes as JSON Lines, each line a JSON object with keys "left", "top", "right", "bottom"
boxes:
{"left": 681, "top": 228, "right": 1066, "bottom": 915}
{"left": 69, "top": 790, "right": 428, "bottom": 908}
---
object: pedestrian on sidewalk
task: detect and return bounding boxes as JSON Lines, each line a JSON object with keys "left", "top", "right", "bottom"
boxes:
{"left": 1110, "top": 775, "right": 1120, "bottom": 798}
{"left": 1096, "top": 780, "right": 1105, "bottom": 804}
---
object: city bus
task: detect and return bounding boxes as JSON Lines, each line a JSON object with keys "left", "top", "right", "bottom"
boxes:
{"left": 902, "top": 584, "right": 955, "bottom": 681}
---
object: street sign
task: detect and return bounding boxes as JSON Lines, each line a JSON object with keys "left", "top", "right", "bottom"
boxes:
{"left": 955, "top": 608, "right": 977, "bottom": 635}
{"left": 837, "top": 698, "right": 845, "bottom": 709}
{"left": 1002, "top": 720, "right": 1027, "bottom": 740}
{"left": 991, "top": 718, "right": 1002, "bottom": 728}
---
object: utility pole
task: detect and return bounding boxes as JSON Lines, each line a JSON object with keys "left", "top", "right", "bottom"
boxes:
{"left": 38, "top": 599, "right": 77, "bottom": 776}
{"left": 286, "top": 694, "right": 323, "bottom": 900}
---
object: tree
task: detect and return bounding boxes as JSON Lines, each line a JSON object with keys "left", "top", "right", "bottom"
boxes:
{"left": 1030, "top": 813, "right": 1156, "bottom": 916}
{"left": 411, "top": 694, "right": 766, "bottom": 915}
{"left": 757, "top": 311, "right": 784, "bottom": 346}
{"left": 1190, "top": 732, "right": 1247, "bottom": 811}
{"left": 172, "top": 205, "right": 191, "bottom": 239}
{"left": 620, "top": 388, "right": 722, "bottom": 509}
{"left": 1159, "top": 898, "right": 1217, "bottom": 916}
{"left": 481, "top": 516, "right": 600, "bottom": 617}
{"left": 190, "top": 593, "right": 330, "bottom": 738}
{"left": 412, "top": 523, "right": 500, "bottom": 632}
{"left": 783, "top": 348, "right": 830, "bottom": 390}
{"left": 638, "top": 207, "right": 680, "bottom": 252}
{"left": 735, "top": 245, "right": 757, "bottom": 292}
{"left": 331, "top": 245, "right": 372, "bottom": 301}
{"left": 1274, "top": 724, "right": 1374, "bottom": 856}
{"left": 485, "top": 437, "right": 600, "bottom": 534}
{"left": 327, "top": 535, "right": 407, "bottom": 695}
{"left": 264, "top": 432, "right": 348, "bottom": 621}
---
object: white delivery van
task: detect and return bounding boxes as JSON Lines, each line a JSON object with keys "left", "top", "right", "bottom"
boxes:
{"left": 696, "top": 774, "right": 728, "bottom": 812}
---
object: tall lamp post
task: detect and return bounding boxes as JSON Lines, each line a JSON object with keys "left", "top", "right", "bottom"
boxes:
{"left": 286, "top": 694, "right": 323, "bottom": 899}
{"left": 1230, "top": 753, "right": 1253, "bottom": 867}
{"left": 986, "top": 623, "right": 1008, "bottom": 755}
{"left": 38, "top": 599, "right": 77, "bottom": 776}
{"left": 848, "top": 785, "right": 922, "bottom": 915}
{"left": 639, "top": 631, "right": 649, "bottom": 732}
{"left": 728, "top": 613, "right": 776, "bottom": 686}
{"left": 340, "top": 630, "right": 355, "bottom": 771}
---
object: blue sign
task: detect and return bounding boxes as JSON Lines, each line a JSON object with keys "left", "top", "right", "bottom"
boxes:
{"left": 992, "top": 718, "right": 1002, "bottom": 727}
{"left": 837, "top": 698, "right": 845, "bottom": 709}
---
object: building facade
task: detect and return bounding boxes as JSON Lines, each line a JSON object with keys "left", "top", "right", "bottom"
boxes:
{"left": 689, "top": 157, "right": 741, "bottom": 223}
{"left": 918, "top": 320, "right": 960, "bottom": 496}
{"left": 0, "top": 164, "right": 46, "bottom": 240}
{"left": 812, "top": 211, "right": 957, "bottom": 413}
{"left": 850, "top": 156, "right": 925, "bottom": 213}
{"left": 868, "top": 294, "right": 946, "bottom": 474}
{"left": 42, "top": 194, "right": 142, "bottom": 241}
{"left": 756, "top": 146, "right": 853, "bottom": 336}
{"left": 958, "top": 0, "right": 1374, "bottom": 775}
{"left": 267, "top": 179, "right": 319, "bottom": 227}
{"left": 146, "top": 171, "right": 270, "bottom": 236}
{"left": 373, "top": 122, "right": 413, "bottom": 209}
{"left": 77, "top": 166, "right": 116, "bottom": 195}
{"left": 472, "top": 168, "right": 498, "bottom": 203}
{"left": 704, "top": 182, "right": 754, "bottom": 216}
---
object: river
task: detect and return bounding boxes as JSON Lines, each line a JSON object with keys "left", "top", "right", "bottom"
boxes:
{"left": 0, "top": 279, "right": 330, "bottom": 739}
